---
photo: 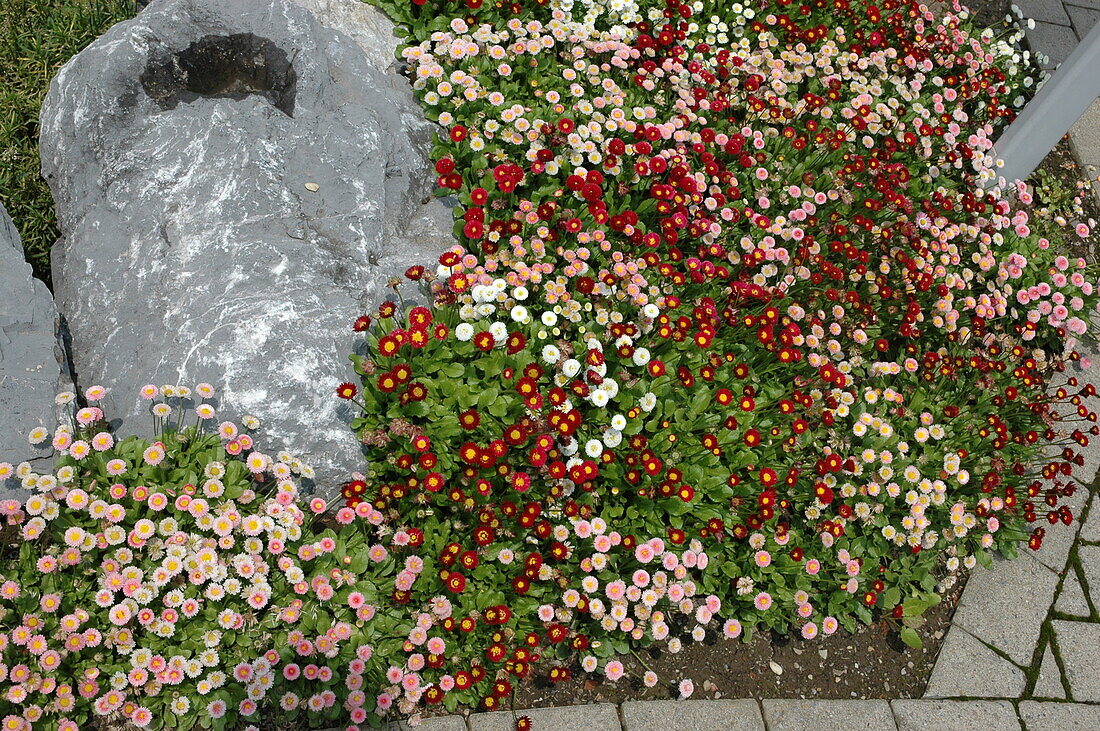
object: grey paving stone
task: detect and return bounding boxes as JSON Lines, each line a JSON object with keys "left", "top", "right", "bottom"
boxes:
{"left": 1033, "top": 644, "right": 1067, "bottom": 699}
{"left": 1024, "top": 485, "right": 1086, "bottom": 571}
{"left": 1017, "top": 0, "right": 1073, "bottom": 24}
{"left": 951, "top": 553, "right": 1058, "bottom": 665}
{"left": 1051, "top": 620, "right": 1100, "bottom": 701}
{"left": 621, "top": 700, "right": 764, "bottom": 731}
{"left": 924, "top": 625, "right": 1027, "bottom": 698}
{"left": 1083, "top": 498, "right": 1100, "bottom": 542}
{"left": 1055, "top": 569, "right": 1092, "bottom": 618}
{"left": 323, "top": 719, "right": 467, "bottom": 731}
{"left": 469, "top": 703, "right": 620, "bottom": 731}
{"left": 1069, "top": 98, "right": 1100, "bottom": 210}
{"left": 1076, "top": 546, "right": 1100, "bottom": 610}
{"left": 1067, "top": 0, "right": 1100, "bottom": 11}
{"left": 1068, "top": 4, "right": 1100, "bottom": 37}
{"left": 890, "top": 700, "right": 1020, "bottom": 730}
{"left": 1026, "top": 20, "right": 1082, "bottom": 68}
{"left": 1020, "top": 701, "right": 1100, "bottom": 729}
{"left": 1047, "top": 360, "right": 1100, "bottom": 485}
{"left": 761, "top": 700, "right": 895, "bottom": 731}
{"left": 396, "top": 719, "right": 467, "bottom": 731}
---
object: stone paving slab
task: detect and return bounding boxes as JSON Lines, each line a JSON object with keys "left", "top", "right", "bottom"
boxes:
{"left": 1083, "top": 500, "right": 1100, "bottom": 543}
{"left": 1019, "top": 701, "right": 1100, "bottom": 729}
{"left": 1033, "top": 644, "right": 1068, "bottom": 699}
{"left": 620, "top": 700, "right": 764, "bottom": 731}
{"left": 1051, "top": 620, "right": 1100, "bottom": 701}
{"left": 1056, "top": 569, "right": 1092, "bottom": 617}
{"left": 469, "top": 704, "right": 620, "bottom": 731}
{"left": 889, "top": 700, "right": 1020, "bottom": 730}
{"left": 1022, "top": 0, "right": 1074, "bottom": 24}
{"left": 397, "top": 718, "right": 468, "bottom": 731}
{"left": 1023, "top": 485, "right": 1086, "bottom": 571}
{"left": 761, "top": 700, "right": 896, "bottom": 731}
{"left": 950, "top": 553, "right": 1059, "bottom": 665}
{"left": 1075, "top": 545, "right": 1100, "bottom": 610}
{"left": 1070, "top": 98, "right": 1100, "bottom": 209}
{"left": 923, "top": 624, "right": 1027, "bottom": 698}
{"left": 1067, "top": 3, "right": 1100, "bottom": 35}
{"left": 1025, "top": 20, "right": 1081, "bottom": 67}
{"left": 324, "top": 718, "right": 468, "bottom": 731}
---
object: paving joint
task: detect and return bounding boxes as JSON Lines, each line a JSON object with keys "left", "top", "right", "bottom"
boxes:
{"left": 1050, "top": 629, "right": 1075, "bottom": 700}
{"left": 957, "top": 623, "right": 1031, "bottom": 671}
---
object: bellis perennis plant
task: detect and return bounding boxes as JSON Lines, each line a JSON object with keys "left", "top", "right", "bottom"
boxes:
{"left": 0, "top": 385, "right": 321, "bottom": 731}
{"left": 339, "top": 0, "right": 1099, "bottom": 723}
{"left": 3, "top": 0, "right": 1100, "bottom": 729}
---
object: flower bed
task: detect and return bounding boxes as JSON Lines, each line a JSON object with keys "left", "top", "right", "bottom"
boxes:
{"left": 2, "top": 0, "right": 1100, "bottom": 729}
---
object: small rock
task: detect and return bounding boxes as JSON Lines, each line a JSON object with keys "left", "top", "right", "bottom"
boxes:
{"left": 303, "top": 182, "right": 320, "bottom": 191}
{"left": 769, "top": 661, "right": 784, "bottom": 676}
{"left": 818, "top": 649, "right": 829, "bottom": 660}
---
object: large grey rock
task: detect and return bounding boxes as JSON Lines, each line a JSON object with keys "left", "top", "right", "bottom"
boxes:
{"left": 0, "top": 204, "right": 69, "bottom": 494}
{"left": 287, "top": 0, "right": 403, "bottom": 72}
{"left": 41, "top": 0, "right": 454, "bottom": 493}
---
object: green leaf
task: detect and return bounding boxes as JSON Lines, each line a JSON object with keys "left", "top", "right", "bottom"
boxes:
{"left": 902, "top": 594, "right": 940, "bottom": 617}
{"left": 899, "top": 626, "right": 922, "bottom": 649}
{"left": 478, "top": 387, "right": 501, "bottom": 409}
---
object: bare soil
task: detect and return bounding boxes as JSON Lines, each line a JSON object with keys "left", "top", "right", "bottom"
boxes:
{"left": 505, "top": 576, "right": 968, "bottom": 708}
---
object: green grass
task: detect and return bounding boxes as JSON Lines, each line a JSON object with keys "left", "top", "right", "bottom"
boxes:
{"left": 0, "top": 0, "right": 133, "bottom": 283}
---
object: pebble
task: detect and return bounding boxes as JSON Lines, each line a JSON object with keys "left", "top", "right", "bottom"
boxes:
{"left": 818, "top": 649, "right": 829, "bottom": 660}
{"left": 304, "top": 182, "right": 320, "bottom": 191}
{"left": 769, "top": 661, "right": 784, "bottom": 676}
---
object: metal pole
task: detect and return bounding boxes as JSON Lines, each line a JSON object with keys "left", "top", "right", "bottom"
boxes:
{"left": 984, "top": 20, "right": 1100, "bottom": 189}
